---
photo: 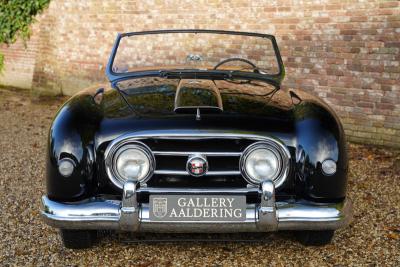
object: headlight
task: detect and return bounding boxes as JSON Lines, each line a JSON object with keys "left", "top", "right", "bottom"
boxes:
{"left": 244, "top": 148, "right": 280, "bottom": 181}
{"left": 106, "top": 142, "right": 154, "bottom": 188}
{"left": 240, "top": 141, "right": 290, "bottom": 187}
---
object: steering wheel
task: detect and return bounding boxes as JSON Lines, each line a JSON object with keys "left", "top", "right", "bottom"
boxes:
{"left": 213, "top": 58, "right": 259, "bottom": 84}
{"left": 213, "top": 57, "right": 259, "bottom": 72}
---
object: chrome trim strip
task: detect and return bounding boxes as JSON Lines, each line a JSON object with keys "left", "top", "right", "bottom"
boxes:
{"left": 153, "top": 151, "right": 242, "bottom": 157}
{"left": 105, "top": 130, "right": 282, "bottom": 143}
{"left": 136, "top": 187, "right": 259, "bottom": 194}
{"left": 154, "top": 170, "right": 241, "bottom": 176}
{"left": 154, "top": 170, "right": 188, "bottom": 175}
{"left": 203, "top": 170, "right": 242, "bottom": 176}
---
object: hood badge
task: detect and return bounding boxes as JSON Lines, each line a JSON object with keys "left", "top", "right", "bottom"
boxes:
{"left": 187, "top": 154, "right": 208, "bottom": 177}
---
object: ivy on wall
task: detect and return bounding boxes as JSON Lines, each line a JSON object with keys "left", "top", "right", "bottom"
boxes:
{"left": 0, "top": 0, "right": 51, "bottom": 72}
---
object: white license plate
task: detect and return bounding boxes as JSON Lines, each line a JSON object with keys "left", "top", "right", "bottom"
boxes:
{"left": 149, "top": 195, "right": 246, "bottom": 222}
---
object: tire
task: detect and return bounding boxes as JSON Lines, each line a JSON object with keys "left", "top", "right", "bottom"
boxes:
{"left": 60, "top": 229, "right": 97, "bottom": 249}
{"left": 295, "top": 230, "right": 334, "bottom": 246}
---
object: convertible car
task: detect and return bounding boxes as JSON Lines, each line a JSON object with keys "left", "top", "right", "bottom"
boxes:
{"left": 41, "top": 29, "right": 352, "bottom": 249}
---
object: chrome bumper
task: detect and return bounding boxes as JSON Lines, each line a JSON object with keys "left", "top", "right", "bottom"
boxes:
{"left": 41, "top": 180, "right": 352, "bottom": 233}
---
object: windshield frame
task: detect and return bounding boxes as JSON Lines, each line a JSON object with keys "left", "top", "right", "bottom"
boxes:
{"left": 106, "top": 29, "right": 285, "bottom": 87}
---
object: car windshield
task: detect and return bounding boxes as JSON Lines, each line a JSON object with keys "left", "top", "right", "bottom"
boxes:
{"left": 110, "top": 30, "right": 282, "bottom": 78}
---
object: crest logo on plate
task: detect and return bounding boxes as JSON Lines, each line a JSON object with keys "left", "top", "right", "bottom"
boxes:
{"left": 152, "top": 198, "right": 168, "bottom": 218}
{"left": 187, "top": 154, "right": 208, "bottom": 177}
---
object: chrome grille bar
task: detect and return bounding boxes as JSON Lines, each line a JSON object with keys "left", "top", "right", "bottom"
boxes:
{"left": 136, "top": 187, "right": 259, "bottom": 194}
{"left": 153, "top": 151, "right": 242, "bottom": 156}
{"left": 153, "top": 150, "right": 242, "bottom": 176}
{"left": 154, "top": 170, "right": 241, "bottom": 176}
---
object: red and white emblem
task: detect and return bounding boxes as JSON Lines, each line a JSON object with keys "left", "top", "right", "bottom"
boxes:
{"left": 187, "top": 154, "right": 208, "bottom": 177}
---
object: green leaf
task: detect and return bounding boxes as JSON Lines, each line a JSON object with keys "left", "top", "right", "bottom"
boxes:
{"left": 0, "top": 53, "right": 4, "bottom": 74}
{"left": 0, "top": 0, "right": 51, "bottom": 71}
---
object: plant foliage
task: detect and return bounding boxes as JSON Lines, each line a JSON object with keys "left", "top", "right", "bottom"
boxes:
{"left": 0, "top": 0, "right": 51, "bottom": 71}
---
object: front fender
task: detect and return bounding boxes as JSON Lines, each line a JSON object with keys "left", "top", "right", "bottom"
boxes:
{"left": 46, "top": 90, "right": 104, "bottom": 201}
{"left": 293, "top": 91, "right": 348, "bottom": 201}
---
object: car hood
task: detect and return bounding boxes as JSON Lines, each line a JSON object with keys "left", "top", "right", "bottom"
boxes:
{"left": 67, "top": 77, "right": 339, "bottom": 149}
{"left": 107, "top": 78, "right": 293, "bottom": 117}
{"left": 83, "top": 78, "right": 295, "bottom": 145}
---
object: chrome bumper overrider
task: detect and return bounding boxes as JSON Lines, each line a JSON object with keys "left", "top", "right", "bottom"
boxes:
{"left": 41, "top": 180, "right": 352, "bottom": 232}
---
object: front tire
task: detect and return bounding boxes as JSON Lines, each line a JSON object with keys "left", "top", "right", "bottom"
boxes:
{"left": 60, "top": 230, "right": 97, "bottom": 249}
{"left": 295, "top": 230, "right": 334, "bottom": 246}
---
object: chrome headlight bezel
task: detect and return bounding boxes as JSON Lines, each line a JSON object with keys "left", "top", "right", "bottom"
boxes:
{"left": 105, "top": 141, "right": 155, "bottom": 189}
{"left": 240, "top": 140, "right": 290, "bottom": 187}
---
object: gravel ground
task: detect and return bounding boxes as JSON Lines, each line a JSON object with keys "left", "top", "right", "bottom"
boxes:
{"left": 0, "top": 88, "right": 399, "bottom": 266}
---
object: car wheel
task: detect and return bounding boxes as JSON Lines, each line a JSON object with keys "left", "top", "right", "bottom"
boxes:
{"left": 60, "top": 230, "right": 97, "bottom": 249}
{"left": 295, "top": 230, "right": 334, "bottom": 246}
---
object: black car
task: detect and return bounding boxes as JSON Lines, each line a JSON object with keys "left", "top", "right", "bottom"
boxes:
{"left": 41, "top": 29, "right": 352, "bottom": 249}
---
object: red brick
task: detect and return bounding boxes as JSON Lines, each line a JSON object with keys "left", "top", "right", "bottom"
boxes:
{"left": 325, "top": 4, "right": 341, "bottom": 10}
{"left": 315, "top": 17, "right": 331, "bottom": 23}
{"left": 350, "top": 16, "right": 368, "bottom": 23}
{"left": 376, "top": 103, "right": 395, "bottom": 110}
{"left": 364, "top": 66, "right": 384, "bottom": 73}
{"left": 340, "top": 30, "right": 357, "bottom": 35}
{"left": 379, "top": 2, "right": 399, "bottom": 8}
{"left": 385, "top": 42, "right": 400, "bottom": 48}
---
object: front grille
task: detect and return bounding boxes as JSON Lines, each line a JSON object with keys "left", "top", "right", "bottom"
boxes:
{"left": 103, "top": 131, "right": 292, "bottom": 190}
{"left": 153, "top": 153, "right": 241, "bottom": 176}
{"left": 141, "top": 138, "right": 254, "bottom": 188}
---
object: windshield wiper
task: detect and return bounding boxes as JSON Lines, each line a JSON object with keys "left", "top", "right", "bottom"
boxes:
{"left": 158, "top": 69, "right": 281, "bottom": 89}
{"left": 159, "top": 70, "right": 230, "bottom": 80}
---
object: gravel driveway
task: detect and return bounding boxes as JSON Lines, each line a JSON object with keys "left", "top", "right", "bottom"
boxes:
{"left": 0, "top": 88, "right": 399, "bottom": 266}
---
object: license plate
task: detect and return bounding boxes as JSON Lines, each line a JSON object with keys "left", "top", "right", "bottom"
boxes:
{"left": 149, "top": 195, "right": 246, "bottom": 222}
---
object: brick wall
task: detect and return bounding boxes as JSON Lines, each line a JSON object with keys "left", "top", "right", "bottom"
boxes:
{"left": 0, "top": 0, "right": 399, "bottom": 147}
{"left": 0, "top": 24, "right": 41, "bottom": 89}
